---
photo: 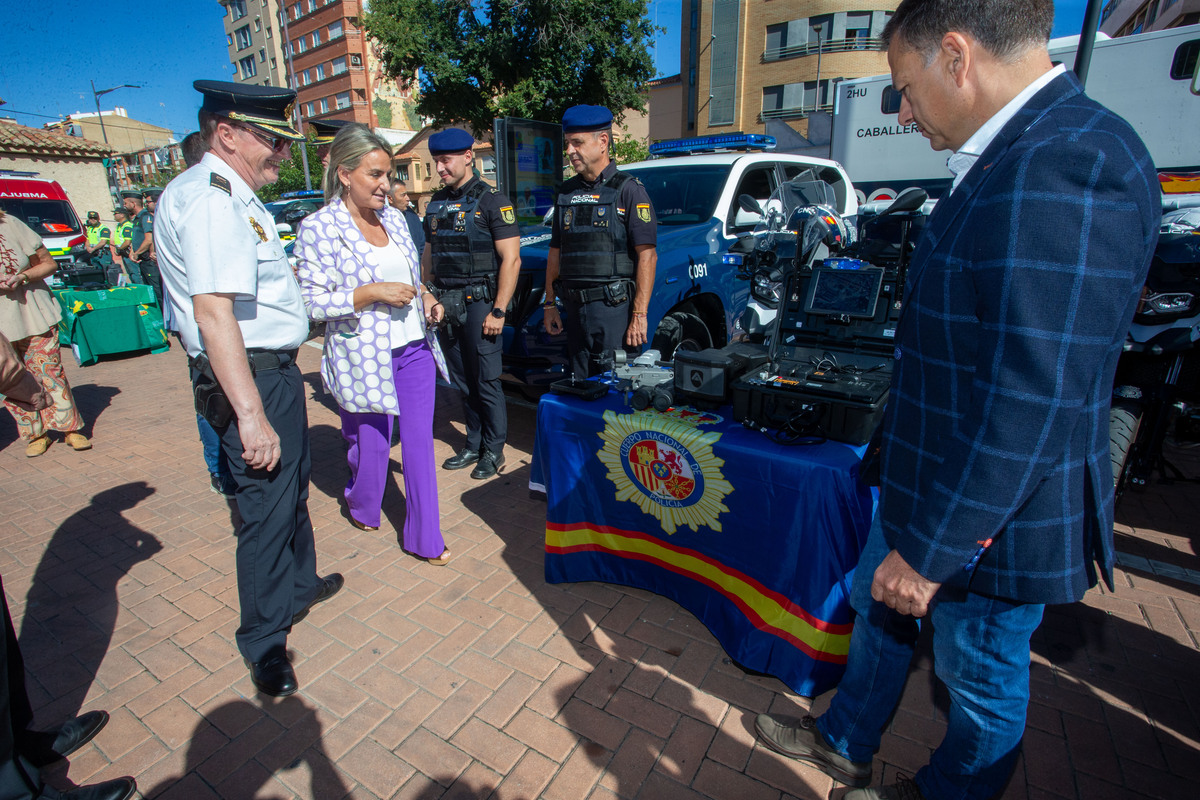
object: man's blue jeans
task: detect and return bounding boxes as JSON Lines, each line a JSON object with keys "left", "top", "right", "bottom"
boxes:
{"left": 196, "top": 413, "right": 229, "bottom": 481}
{"left": 816, "top": 516, "right": 1045, "bottom": 800}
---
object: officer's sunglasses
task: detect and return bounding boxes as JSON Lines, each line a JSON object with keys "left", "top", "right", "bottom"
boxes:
{"left": 239, "top": 125, "right": 290, "bottom": 152}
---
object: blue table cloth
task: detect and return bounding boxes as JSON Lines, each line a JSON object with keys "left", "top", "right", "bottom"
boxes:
{"left": 531, "top": 389, "right": 877, "bottom": 697}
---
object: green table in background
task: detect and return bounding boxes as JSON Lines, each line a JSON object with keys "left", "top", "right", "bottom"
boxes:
{"left": 53, "top": 285, "right": 170, "bottom": 366}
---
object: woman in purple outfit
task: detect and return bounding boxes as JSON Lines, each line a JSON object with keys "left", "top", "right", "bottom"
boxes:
{"left": 296, "top": 124, "right": 451, "bottom": 565}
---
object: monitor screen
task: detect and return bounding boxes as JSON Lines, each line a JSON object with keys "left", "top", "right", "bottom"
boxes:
{"left": 804, "top": 265, "right": 884, "bottom": 318}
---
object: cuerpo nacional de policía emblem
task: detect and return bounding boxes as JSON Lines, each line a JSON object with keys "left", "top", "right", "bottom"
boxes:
{"left": 598, "top": 410, "right": 732, "bottom": 535}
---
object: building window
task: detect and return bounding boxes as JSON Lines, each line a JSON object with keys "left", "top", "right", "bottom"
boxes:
{"left": 335, "top": 91, "right": 351, "bottom": 110}
{"left": 259, "top": 48, "right": 266, "bottom": 62}
{"left": 226, "top": 33, "right": 233, "bottom": 46}
{"left": 761, "top": 80, "right": 831, "bottom": 118}
{"left": 300, "top": 70, "right": 311, "bottom": 86}
{"left": 230, "top": 0, "right": 247, "bottom": 20}
{"left": 293, "top": 3, "right": 301, "bottom": 20}
{"left": 270, "top": 56, "right": 277, "bottom": 69}
{"left": 708, "top": 0, "right": 740, "bottom": 126}
{"left": 315, "top": 63, "right": 326, "bottom": 80}
{"left": 307, "top": 0, "right": 316, "bottom": 11}
{"left": 331, "top": 55, "right": 347, "bottom": 75}
{"left": 240, "top": 55, "right": 258, "bottom": 78}
{"left": 319, "top": 97, "right": 329, "bottom": 113}
{"left": 329, "top": 20, "right": 343, "bottom": 39}
{"left": 312, "top": 29, "right": 321, "bottom": 47}
{"left": 265, "top": 25, "right": 272, "bottom": 38}
{"left": 235, "top": 25, "right": 252, "bottom": 49}
{"left": 295, "top": 36, "right": 307, "bottom": 53}
{"left": 254, "top": 17, "right": 261, "bottom": 31}
{"left": 305, "top": 102, "right": 315, "bottom": 116}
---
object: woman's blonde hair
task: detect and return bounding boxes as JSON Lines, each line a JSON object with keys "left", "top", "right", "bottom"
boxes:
{"left": 323, "top": 123, "right": 394, "bottom": 204}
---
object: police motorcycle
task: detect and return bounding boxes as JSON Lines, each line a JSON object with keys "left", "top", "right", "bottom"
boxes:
{"left": 729, "top": 172, "right": 850, "bottom": 344}
{"left": 1110, "top": 202, "right": 1200, "bottom": 499}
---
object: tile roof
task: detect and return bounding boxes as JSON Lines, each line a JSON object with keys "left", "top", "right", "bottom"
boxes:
{"left": 0, "top": 121, "right": 113, "bottom": 157}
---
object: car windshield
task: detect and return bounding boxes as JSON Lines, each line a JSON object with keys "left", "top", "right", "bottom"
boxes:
{"left": 621, "top": 164, "right": 733, "bottom": 226}
{"left": 0, "top": 198, "right": 82, "bottom": 237}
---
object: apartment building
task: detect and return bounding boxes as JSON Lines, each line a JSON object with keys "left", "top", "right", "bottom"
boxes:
{"left": 1100, "top": 0, "right": 1200, "bottom": 36}
{"left": 680, "top": 1, "right": 899, "bottom": 139}
{"left": 219, "top": 0, "right": 288, "bottom": 88}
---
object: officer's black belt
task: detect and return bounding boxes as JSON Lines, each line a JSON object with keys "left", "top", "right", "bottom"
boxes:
{"left": 436, "top": 280, "right": 494, "bottom": 304}
{"left": 246, "top": 348, "right": 298, "bottom": 371}
{"left": 560, "top": 281, "right": 630, "bottom": 304}
{"left": 188, "top": 348, "right": 297, "bottom": 373}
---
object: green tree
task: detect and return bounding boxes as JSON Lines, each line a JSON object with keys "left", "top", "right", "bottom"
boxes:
{"left": 259, "top": 136, "right": 325, "bottom": 202}
{"left": 365, "top": 0, "right": 659, "bottom": 136}
{"left": 611, "top": 134, "right": 649, "bottom": 165}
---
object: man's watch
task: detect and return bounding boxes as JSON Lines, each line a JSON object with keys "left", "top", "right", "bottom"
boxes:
{"left": 489, "top": 307, "right": 506, "bottom": 319}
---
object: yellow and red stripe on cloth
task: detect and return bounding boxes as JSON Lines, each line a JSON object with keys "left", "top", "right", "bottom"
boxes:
{"left": 546, "top": 520, "right": 853, "bottom": 663}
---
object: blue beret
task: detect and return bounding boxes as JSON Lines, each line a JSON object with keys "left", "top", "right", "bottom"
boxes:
{"left": 428, "top": 128, "right": 475, "bottom": 155}
{"left": 562, "top": 105, "right": 613, "bottom": 133}
{"left": 193, "top": 79, "right": 304, "bottom": 141}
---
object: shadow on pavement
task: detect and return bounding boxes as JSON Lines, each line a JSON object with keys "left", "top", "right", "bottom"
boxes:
{"left": 141, "top": 695, "right": 349, "bottom": 799}
{"left": 17, "top": 482, "right": 161, "bottom": 726}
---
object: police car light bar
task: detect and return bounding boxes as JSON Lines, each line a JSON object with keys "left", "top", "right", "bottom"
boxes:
{"left": 648, "top": 133, "right": 777, "bottom": 157}
{"left": 280, "top": 190, "right": 325, "bottom": 200}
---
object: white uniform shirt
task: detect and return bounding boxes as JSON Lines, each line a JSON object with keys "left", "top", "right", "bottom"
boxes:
{"left": 156, "top": 152, "right": 309, "bottom": 358}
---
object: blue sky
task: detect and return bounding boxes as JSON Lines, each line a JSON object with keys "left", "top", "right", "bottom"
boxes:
{"left": 0, "top": 0, "right": 1092, "bottom": 140}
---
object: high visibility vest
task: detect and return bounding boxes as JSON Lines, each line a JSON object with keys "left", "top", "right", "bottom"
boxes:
{"left": 112, "top": 220, "right": 133, "bottom": 248}
{"left": 85, "top": 223, "right": 109, "bottom": 247}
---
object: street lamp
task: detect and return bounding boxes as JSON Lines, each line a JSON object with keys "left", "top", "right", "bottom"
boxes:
{"left": 90, "top": 81, "right": 140, "bottom": 144}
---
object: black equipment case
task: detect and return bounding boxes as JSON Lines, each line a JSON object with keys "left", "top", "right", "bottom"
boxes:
{"left": 673, "top": 341, "right": 770, "bottom": 408}
{"left": 731, "top": 259, "right": 903, "bottom": 444}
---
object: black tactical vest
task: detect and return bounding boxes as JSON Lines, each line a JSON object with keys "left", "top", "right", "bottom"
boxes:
{"left": 427, "top": 181, "right": 497, "bottom": 281}
{"left": 556, "top": 171, "right": 636, "bottom": 281}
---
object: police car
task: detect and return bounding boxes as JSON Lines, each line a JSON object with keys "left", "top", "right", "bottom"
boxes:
{"left": 511, "top": 134, "right": 858, "bottom": 376}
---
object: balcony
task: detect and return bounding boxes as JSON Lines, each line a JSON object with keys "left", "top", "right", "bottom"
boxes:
{"left": 763, "top": 36, "right": 883, "bottom": 62}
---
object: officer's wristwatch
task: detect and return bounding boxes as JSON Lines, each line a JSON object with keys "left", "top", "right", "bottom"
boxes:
{"left": 489, "top": 308, "right": 506, "bottom": 319}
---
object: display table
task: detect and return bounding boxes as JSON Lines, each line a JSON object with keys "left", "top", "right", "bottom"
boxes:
{"left": 53, "top": 285, "right": 169, "bottom": 366}
{"left": 530, "top": 389, "right": 876, "bottom": 697}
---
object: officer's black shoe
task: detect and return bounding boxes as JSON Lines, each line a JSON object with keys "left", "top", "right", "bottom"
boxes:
{"left": 471, "top": 450, "right": 505, "bottom": 480}
{"left": 59, "top": 777, "right": 137, "bottom": 800}
{"left": 49, "top": 710, "right": 110, "bottom": 762}
{"left": 292, "top": 573, "right": 345, "bottom": 625}
{"left": 245, "top": 647, "right": 298, "bottom": 697}
{"left": 442, "top": 447, "right": 481, "bottom": 470}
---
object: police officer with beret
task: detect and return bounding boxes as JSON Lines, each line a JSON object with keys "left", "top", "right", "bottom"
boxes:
{"left": 422, "top": 128, "right": 521, "bottom": 479}
{"left": 543, "top": 105, "right": 657, "bottom": 379}
{"left": 156, "top": 80, "right": 342, "bottom": 698}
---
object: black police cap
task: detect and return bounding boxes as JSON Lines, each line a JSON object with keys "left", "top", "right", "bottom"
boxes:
{"left": 193, "top": 79, "right": 304, "bottom": 141}
{"left": 119, "top": 190, "right": 144, "bottom": 201}
{"left": 143, "top": 187, "right": 163, "bottom": 200}
{"left": 310, "top": 118, "right": 355, "bottom": 145}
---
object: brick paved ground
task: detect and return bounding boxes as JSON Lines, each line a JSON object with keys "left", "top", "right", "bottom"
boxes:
{"left": 0, "top": 341, "right": 1196, "bottom": 799}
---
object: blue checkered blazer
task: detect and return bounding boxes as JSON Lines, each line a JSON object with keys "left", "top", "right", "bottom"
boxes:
{"left": 878, "top": 71, "right": 1160, "bottom": 605}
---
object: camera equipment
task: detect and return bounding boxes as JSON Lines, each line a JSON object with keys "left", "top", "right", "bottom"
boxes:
{"left": 674, "top": 342, "right": 770, "bottom": 408}
{"left": 605, "top": 350, "right": 674, "bottom": 410}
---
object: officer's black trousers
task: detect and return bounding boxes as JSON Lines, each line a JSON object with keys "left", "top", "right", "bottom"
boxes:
{"left": 0, "top": 577, "right": 44, "bottom": 800}
{"left": 207, "top": 360, "right": 318, "bottom": 663}
{"left": 439, "top": 299, "right": 507, "bottom": 455}
{"left": 562, "top": 295, "right": 635, "bottom": 379}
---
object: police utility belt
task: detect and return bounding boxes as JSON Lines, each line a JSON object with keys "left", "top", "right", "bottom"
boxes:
{"left": 555, "top": 279, "right": 631, "bottom": 306}
{"left": 189, "top": 349, "right": 298, "bottom": 428}
{"left": 433, "top": 277, "right": 495, "bottom": 328}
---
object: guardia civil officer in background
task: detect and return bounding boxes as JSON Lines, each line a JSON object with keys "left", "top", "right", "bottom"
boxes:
{"left": 156, "top": 80, "right": 343, "bottom": 698}
{"left": 310, "top": 118, "right": 353, "bottom": 169}
{"left": 81, "top": 211, "right": 111, "bottom": 272}
{"left": 117, "top": 192, "right": 145, "bottom": 285}
{"left": 543, "top": 105, "right": 657, "bottom": 379}
{"left": 422, "top": 128, "right": 521, "bottom": 480}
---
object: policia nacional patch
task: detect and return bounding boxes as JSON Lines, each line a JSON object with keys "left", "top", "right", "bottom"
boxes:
{"left": 500, "top": 205, "right": 515, "bottom": 225}
{"left": 637, "top": 203, "right": 651, "bottom": 223}
{"left": 210, "top": 173, "right": 231, "bottom": 195}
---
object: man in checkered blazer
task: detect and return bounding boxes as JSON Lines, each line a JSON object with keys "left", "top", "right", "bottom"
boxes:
{"left": 754, "top": 2, "right": 1161, "bottom": 798}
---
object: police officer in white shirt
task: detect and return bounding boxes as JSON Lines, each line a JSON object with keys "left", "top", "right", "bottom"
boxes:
{"left": 156, "top": 80, "right": 343, "bottom": 698}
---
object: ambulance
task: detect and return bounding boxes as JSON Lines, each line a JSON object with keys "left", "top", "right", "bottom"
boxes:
{"left": 0, "top": 171, "right": 86, "bottom": 267}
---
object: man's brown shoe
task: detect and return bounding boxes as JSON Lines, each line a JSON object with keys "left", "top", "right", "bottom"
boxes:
{"left": 65, "top": 432, "right": 92, "bottom": 450}
{"left": 26, "top": 436, "right": 50, "bottom": 457}
{"left": 754, "top": 714, "right": 872, "bottom": 787}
